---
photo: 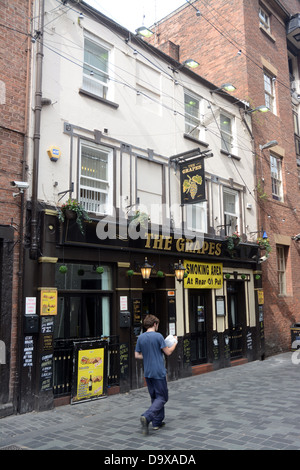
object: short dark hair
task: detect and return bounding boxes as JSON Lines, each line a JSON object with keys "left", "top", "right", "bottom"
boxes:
{"left": 143, "top": 314, "right": 159, "bottom": 329}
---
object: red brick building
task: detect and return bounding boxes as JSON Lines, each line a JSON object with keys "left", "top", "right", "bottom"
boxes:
{"left": 0, "top": 0, "right": 32, "bottom": 416}
{"left": 148, "top": 0, "right": 300, "bottom": 355}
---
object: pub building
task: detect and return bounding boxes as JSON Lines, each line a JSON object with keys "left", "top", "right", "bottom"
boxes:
{"left": 20, "top": 189, "right": 262, "bottom": 412}
{"left": 16, "top": 0, "right": 263, "bottom": 413}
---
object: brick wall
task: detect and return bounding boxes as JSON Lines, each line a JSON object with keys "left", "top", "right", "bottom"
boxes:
{"left": 149, "top": 0, "right": 300, "bottom": 356}
{"left": 0, "top": 0, "right": 31, "bottom": 408}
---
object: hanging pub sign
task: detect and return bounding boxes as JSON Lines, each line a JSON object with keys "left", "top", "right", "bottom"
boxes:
{"left": 180, "top": 157, "right": 205, "bottom": 204}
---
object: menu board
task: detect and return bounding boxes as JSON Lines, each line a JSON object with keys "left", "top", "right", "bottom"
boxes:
{"left": 72, "top": 341, "right": 107, "bottom": 404}
{"left": 40, "top": 353, "right": 53, "bottom": 391}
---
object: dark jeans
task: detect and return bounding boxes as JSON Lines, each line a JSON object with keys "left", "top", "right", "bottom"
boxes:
{"left": 143, "top": 377, "right": 169, "bottom": 427}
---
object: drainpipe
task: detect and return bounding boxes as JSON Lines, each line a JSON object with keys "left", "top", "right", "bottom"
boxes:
{"left": 30, "top": 0, "right": 44, "bottom": 260}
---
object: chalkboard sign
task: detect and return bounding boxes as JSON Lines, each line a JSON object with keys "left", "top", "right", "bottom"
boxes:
{"left": 212, "top": 333, "right": 219, "bottom": 360}
{"left": 224, "top": 334, "right": 230, "bottom": 359}
{"left": 41, "top": 316, "right": 54, "bottom": 334}
{"left": 120, "top": 343, "right": 129, "bottom": 380}
{"left": 183, "top": 337, "right": 191, "bottom": 366}
{"left": 40, "top": 353, "right": 53, "bottom": 391}
{"left": 132, "top": 299, "right": 142, "bottom": 324}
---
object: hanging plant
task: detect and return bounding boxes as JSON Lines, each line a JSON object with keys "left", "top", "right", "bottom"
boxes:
{"left": 57, "top": 198, "right": 91, "bottom": 235}
{"left": 227, "top": 232, "right": 241, "bottom": 250}
{"left": 157, "top": 270, "right": 164, "bottom": 278}
{"left": 225, "top": 273, "right": 231, "bottom": 279}
{"left": 77, "top": 269, "right": 84, "bottom": 276}
{"left": 96, "top": 266, "right": 104, "bottom": 274}
{"left": 59, "top": 265, "right": 68, "bottom": 274}
{"left": 256, "top": 237, "right": 271, "bottom": 258}
{"left": 127, "top": 269, "right": 134, "bottom": 277}
{"left": 255, "top": 274, "right": 261, "bottom": 280}
{"left": 241, "top": 274, "right": 246, "bottom": 280}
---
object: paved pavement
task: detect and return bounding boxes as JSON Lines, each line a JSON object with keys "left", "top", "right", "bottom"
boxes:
{"left": 0, "top": 352, "right": 300, "bottom": 453}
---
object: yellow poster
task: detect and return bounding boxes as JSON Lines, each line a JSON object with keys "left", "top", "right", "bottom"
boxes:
{"left": 40, "top": 288, "right": 57, "bottom": 315}
{"left": 74, "top": 348, "right": 105, "bottom": 402}
{"left": 184, "top": 261, "right": 223, "bottom": 289}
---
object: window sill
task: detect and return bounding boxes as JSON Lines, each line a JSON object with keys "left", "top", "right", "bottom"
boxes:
{"left": 220, "top": 149, "right": 241, "bottom": 161}
{"left": 183, "top": 133, "right": 209, "bottom": 147}
{"left": 79, "top": 88, "right": 119, "bottom": 109}
{"left": 259, "top": 25, "right": 276, "bottom": 43}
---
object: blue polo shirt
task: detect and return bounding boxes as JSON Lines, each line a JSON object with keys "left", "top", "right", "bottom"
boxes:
{"left": 135, "top": 331, "right": 167, "bottom": 379}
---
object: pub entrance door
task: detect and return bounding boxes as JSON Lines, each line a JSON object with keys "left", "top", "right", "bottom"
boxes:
{"left": 189, "top": 291, "right": 209, "bottom": 364}
{"left": 227, "top": 281, "right": 246, "bottom": 359}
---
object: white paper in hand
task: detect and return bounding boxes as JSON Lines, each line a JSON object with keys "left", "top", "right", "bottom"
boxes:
{"left": 165, "top": 334, "right": 177, "bottom": 347}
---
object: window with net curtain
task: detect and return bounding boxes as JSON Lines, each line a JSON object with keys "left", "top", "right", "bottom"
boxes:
{"left": 80, "top": 141, "right": 112, "bottom": 214}
{"left": 83, "top": 33, "right": 109, "bottom": 99}
{"left": 220, "top": 114, "right": 233, "bottom": 152}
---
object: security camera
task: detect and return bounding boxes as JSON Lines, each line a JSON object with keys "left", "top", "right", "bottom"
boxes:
{"left": 10, "top": 181, "right": 29, "bottom": 190}
{"left": 259, "top": 255, "right": 268, "bottom": 263}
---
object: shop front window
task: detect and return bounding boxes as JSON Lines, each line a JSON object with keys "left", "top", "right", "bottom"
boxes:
{"left": 54, "top": 264, "right": 112, "bottom": 340}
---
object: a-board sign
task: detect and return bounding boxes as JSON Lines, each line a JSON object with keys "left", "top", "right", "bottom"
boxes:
{"left": 71, "top": 340, "right": 107, "bottom": 404}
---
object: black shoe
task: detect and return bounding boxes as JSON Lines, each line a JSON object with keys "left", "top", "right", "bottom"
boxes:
{"left": 140, "top": 416, "right": 149, "bottom": 435}
{"left": 152, "top": 422, "right": 166, "bottom": 430}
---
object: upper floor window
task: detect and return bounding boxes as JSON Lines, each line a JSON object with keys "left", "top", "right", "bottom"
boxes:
{"left": 264, "top": 71, "right": 276, "bottom": 113}
{"left": 79, "top": 141, "right": 113, "bottom": 215}
{"left": 270, "top": 155, "right": 283, "bottom": 201}
{"left": 184, "top": 92, "right": 201, "bottom": 139}
{"left": 186, "top": 201, "right": 207, "bottom": 234}
{"left": 259, "top": 6, "right": 270, "bottom": 33}
{"left": 83, "top": 32, "right": 110, "bottom": 99}
{"left": 220, "top": 114, "right": 233, "bottom": 152}
{"left": 223, "top": 188, "right": 239, "bottom": 236}
{"left": 277, "top": 245, "right": 287, "bottom": 295}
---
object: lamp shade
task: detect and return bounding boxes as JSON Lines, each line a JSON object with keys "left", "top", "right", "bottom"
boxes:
{"left": 140, "top": 257, "right": 152, "bottom": 280}
{"left": 174, "top": 260, "right": 185, "bottom": 282}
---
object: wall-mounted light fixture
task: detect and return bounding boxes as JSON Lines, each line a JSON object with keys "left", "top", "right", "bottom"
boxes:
{"left": 135, "top": 26, "right": 154, "bottom": 38}
{"left": 211, "top": 83, "right": 236, "bottom": 93}
{"left": 140, "top": 257, "right": 153, "bottom": 281}
{"left": 259, "top": 140, "right": 278, "bottom": 151}
{"left": 174, "top": 260, "right": 186, "bottom": 282}
{"left": 248, "top": 105, "right": 269, "bottom": 114}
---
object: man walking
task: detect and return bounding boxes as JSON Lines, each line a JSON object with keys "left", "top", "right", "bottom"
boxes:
{"left": 135, "top": 314, "right": 177, "bottom": 435}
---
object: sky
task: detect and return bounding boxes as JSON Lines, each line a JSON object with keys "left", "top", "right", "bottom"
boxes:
{"left": 85, "top": 0, "right": 186, "bottom": 33}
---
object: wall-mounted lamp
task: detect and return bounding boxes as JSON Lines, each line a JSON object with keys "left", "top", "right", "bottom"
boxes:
{"left": 211, "top": 83, "right": 236, "bottom": 93}
{"left": 140, "top": 257, "right": 153, "bottom": 281}
{"left": 259, "top": 140, "right": 278, "bottom": 151}
{"left": 135, "top": 26, "right": 154, "bottom": 38}
{"left": 174, "top": 260, "right": 186, "bottom": 282}
{"left": 248, "top": 105, "right": 269, "bottom": 114}
{"left": 173, "top": 59, "right": 199, "bottom": 72}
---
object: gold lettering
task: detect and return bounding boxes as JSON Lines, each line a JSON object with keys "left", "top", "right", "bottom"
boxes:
{"left": 215, "top": 243, "right": 222, "bottom": 256}
{"left": 153, "top": 234, "right": 164, "bottom": 250}
{"left": 145, "top": 233, "right": 152, "bottom": 249}
{"left": 164, "top": 236, "right": 172, "bottom": 250}
{"left": 200, "top": 241, "right": 209, "bottom": 254}
{"left": 176, "top": 238, "right": 185, "bottom": 252}
{"left": 208, "top": 242, "right": 215, "bottom": 255}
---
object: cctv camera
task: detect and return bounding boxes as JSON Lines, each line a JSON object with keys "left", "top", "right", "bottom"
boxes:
{"left": 10, "top": 181, "right": 29, "bottom": 190}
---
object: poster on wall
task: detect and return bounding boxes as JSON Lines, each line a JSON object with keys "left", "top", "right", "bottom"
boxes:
{"left": 71, "top": 340, "right": 108, "bottom": 404}
{"left": 40, "top": 288, "right": 57, "bottom": 316}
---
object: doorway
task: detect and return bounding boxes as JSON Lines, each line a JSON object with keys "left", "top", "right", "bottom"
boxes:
{"left": 189, "top": 292, "right": 208, "bottom": 364}
{"left": 227, "top": 281, "right": 246, "bottom": 359}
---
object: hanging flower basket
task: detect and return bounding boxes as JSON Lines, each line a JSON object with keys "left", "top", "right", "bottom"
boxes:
{"left": 58, "top": 198, "right": 91, "bottom": 235}
{"left": 96, "top": 266, "right": 104, "bottom": 274}
{"left": 256, "top": 237, "right": 271, "bottom": 258}
{"left": 59, "top": 265, "right": 68, "bottom": 274}
{"left": 226, "top": 232, "right": 241, "bottom": 255}
{"left": 157, "top": 270, "right": 164, "bottom": 278}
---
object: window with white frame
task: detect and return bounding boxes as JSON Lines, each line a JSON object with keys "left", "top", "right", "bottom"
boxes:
{"left": 136, "top": 158, "right": 163, "bottom": 225}
{"left": 270, "top": 154, "right": 283, "bottom": 201}
{"left": 184, "top": 92, "right": 201, "bottom": 139}
{"left": 264, "top": 70, "right": 276, "bottom": 113}
{"left": 277, "top": 245, "right": 286, "bottom": 295}
{"left": 259, "top": 6, "right": 270, "bottom": 32}
{"left": 79, "top": 141, "right": 112, "bottom": 214}
{"left": 220, "top": 113, "right": 233, "bottom": 152}
{"left": 186, "top": 201, "right": 207, "bottom": 234}
{"left": 83, "top": 32, "right": 110, "bottom": 99}
{"left": 223, "top": 188, "right": 239, "bottom": 236}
